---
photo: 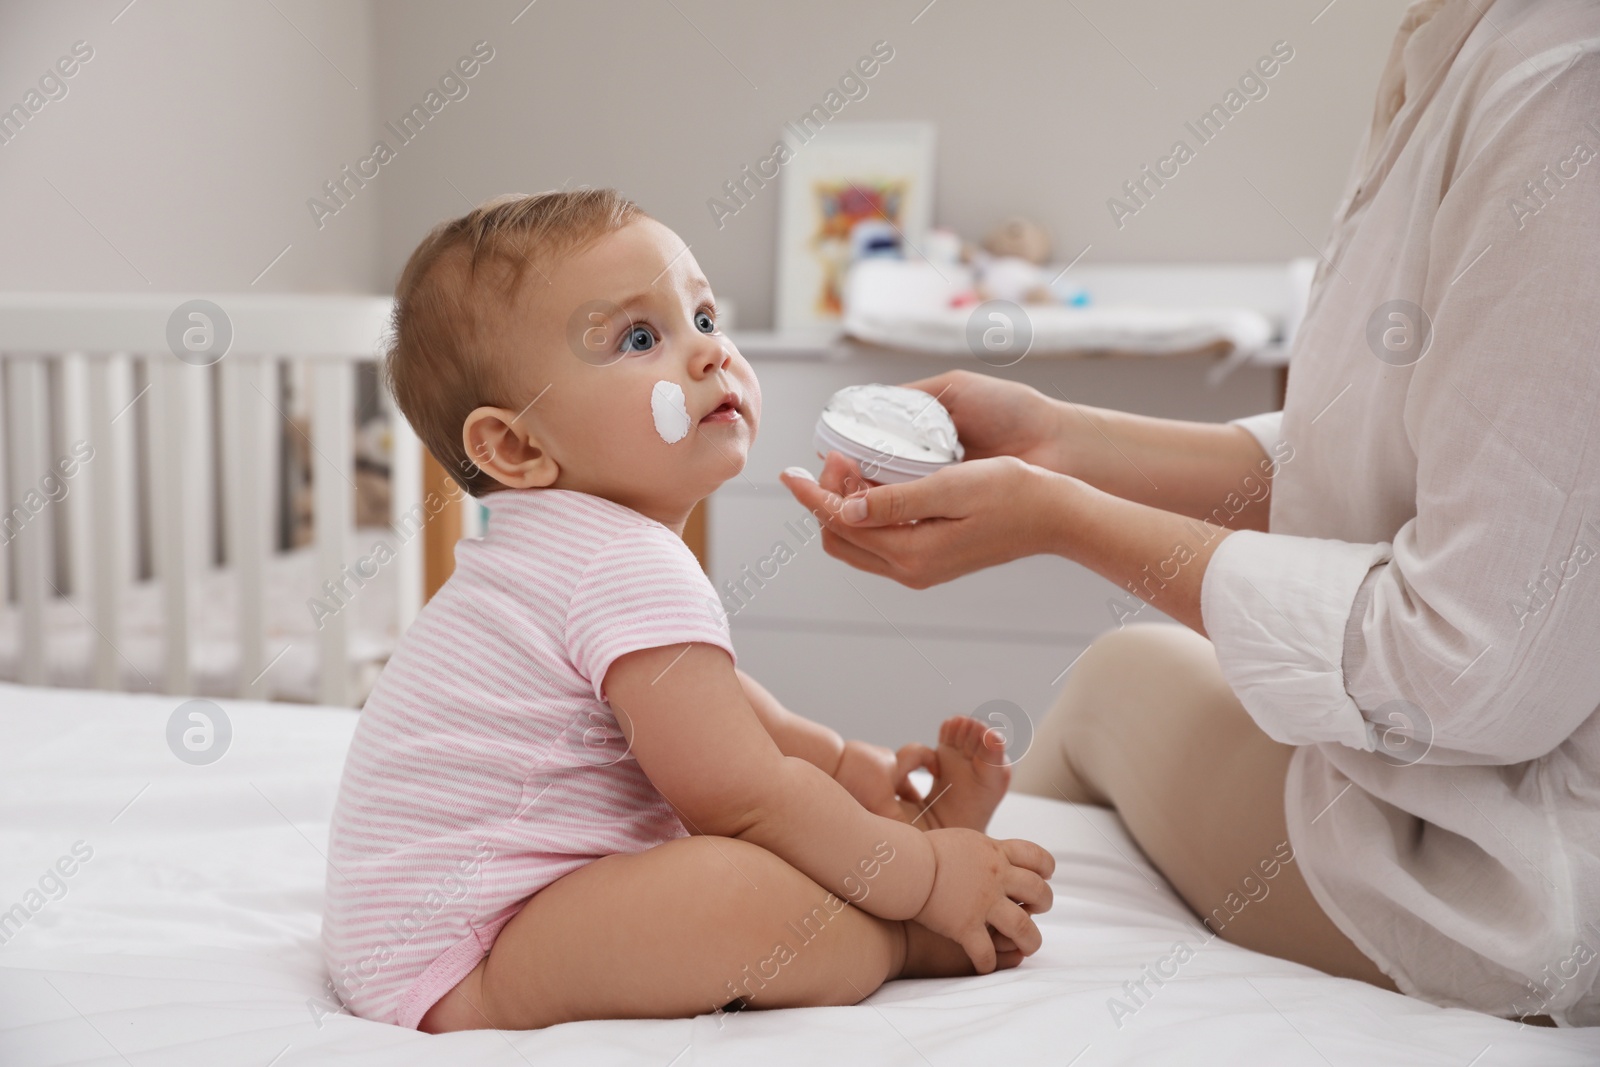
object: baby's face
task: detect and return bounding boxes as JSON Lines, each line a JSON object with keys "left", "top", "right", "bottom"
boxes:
{"left": 502, "top": 218, "right": 760, "bottom": 526}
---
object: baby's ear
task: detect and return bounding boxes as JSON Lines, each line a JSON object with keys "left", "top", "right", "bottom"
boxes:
{"left": 461, "top": 405, "right": 559, "bottom": 489}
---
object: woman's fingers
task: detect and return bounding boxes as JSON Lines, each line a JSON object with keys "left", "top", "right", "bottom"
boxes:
{"left": 777, "top": 471, "right": 892, "bottom": 568}
{"left": 818, "top": 527, "right": 898, "bottom": 579}
{"left": 893, "top": 369, "right": 966, "bottom": 400}
{"left": 1001, "top": 837, "right": 1057, "bottom": 880}
{"left": 779, "top": 452, "right": 1046, "bottom": 590}
{"left": 779, "top": 464, "right": 843, "bottom": 515}
{"left": 779, "top": 458, "right": 889, "bottom": 540}
{"left": 777, "top": 471, "right": 939, "bottom": 583}
{"left": 809, "top": 448, "right": 976, "bottom": 531}
{"left": 987, "top": 899, "right": 1044, "bottom": 956}
{"left": 836, "top": 466, "right": 966, "bottom": 528}
{"left": 819, "top": 449, "right": 871, "bottom": 496}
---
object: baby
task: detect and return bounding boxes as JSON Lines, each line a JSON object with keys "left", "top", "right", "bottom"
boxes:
{"left": 322, "top": 189, "right": 1055, "bottom": 1033}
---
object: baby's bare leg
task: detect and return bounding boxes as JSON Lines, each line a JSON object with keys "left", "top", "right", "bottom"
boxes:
{"left": 420, "top": 834, "right": 977, "bottom": 1032}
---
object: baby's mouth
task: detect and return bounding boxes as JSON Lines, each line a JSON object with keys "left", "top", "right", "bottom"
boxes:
{"left": 700, "top": 393, "right": 742, "bottom": 424}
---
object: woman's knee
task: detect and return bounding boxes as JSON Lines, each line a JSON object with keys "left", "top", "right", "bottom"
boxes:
{"left": 1079, "top": 622, "right": 1215, "bottom": 681}
{"left": 1069, "top": 622, "right": 1231, "bottom": 728}
{"left": 1016, "top": 623, "right": 1229, "bottom": 803}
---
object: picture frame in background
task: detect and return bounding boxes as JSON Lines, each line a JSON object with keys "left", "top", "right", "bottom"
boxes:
{"left": 774, "top": 122, "right": 936, "bottom": 336}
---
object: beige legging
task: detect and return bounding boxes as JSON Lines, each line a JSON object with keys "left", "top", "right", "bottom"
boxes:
{"left": 1010, "top": 622, "right": 1397, "bottom": 989}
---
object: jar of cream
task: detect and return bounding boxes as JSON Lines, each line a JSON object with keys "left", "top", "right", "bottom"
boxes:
{"left": 812, "top": 384, "right": 965, "bottom": 484}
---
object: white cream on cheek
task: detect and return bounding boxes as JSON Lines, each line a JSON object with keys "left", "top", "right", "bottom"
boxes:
{"left": 651, "top": 380, "right": 691, "bottom": 444}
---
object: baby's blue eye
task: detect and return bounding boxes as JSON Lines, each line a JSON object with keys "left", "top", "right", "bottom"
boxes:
{"left": 695, "top": 310, "right": 716, "bottom": 333}
{"left": 620, "top": 324, "right": 655, "bottom": 353}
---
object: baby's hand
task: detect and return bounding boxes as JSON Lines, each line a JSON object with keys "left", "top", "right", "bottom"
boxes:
{"left": 833, "top": 739, "right": 937, "bottom": 820}
{"left": 914, "top": 828, "right": 1055, "bottom": 973}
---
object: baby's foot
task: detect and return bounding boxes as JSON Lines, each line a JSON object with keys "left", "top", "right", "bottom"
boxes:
{"left": 922, "top": 716, "right": 1011, "bottom": 832}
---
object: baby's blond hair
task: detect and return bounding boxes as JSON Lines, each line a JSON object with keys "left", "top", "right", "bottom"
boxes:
{"left": 386, "top": 189, "right": 646, "bottom": 496}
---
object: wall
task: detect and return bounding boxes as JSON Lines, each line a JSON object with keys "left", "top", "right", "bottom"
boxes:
{"left": 0, "top": 0, "right": 378, "bottom": 293}
{"left": 0, "top": 1, "right": 1408, "bottom": 315}
{"left": 371, "top": 0, "right": 1408, "bottom": 323}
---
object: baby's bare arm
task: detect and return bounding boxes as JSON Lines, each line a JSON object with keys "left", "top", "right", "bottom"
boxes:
{"left": 609, "top": 645, "right": 937, "bottom": 920}
{"left": 736, "top": 667, "right": 846, "bottom": 773}
{"left": 606, "top": 642, "right": 1054, "bottom": 970}
{"left": 736, "top": 666, "right": 931, "bottom": 818}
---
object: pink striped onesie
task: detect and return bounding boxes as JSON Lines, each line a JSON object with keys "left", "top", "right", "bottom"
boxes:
{"left": 322, "top": 488, "right": 736, "bottom": 1028}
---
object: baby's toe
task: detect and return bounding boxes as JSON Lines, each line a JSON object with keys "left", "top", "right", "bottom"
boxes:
{"left": 969, "top": 720, "right": 1001, "bottom": 761}
{"left": 942, "top": 715, "right": 981, "bottom": 753}
{"left": 952, "top": 716, "right": 984, "bottom": 755}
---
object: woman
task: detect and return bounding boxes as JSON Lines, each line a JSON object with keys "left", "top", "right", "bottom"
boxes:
{"left": 780, "top": 0, "right": 1600, "bottom": 1027}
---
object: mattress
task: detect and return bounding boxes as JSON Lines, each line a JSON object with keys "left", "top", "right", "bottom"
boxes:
{"left": 1, "top": 683, "right": 1595, "bottom": 1066}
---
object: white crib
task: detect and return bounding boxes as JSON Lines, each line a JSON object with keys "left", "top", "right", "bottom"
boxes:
{"left": 0, "top": 293, "right": 454, "bottom": 708}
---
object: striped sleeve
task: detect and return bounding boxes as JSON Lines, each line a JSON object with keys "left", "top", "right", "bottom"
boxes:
{"left": 563, "top": 522, "right": 737, "bottom": 702}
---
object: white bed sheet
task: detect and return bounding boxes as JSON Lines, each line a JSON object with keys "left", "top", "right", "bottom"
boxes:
{"left": 1, "top": 683, "right": 1595, "bottom": 1066}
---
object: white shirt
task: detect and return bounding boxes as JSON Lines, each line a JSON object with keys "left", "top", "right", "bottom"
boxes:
{"left": 1200, "top": 0, "right": 1600, "bottom": 1026}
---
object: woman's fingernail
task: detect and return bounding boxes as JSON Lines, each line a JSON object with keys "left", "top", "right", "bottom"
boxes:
{"left": 842, "top": 496, "right": 868, "bottom": 523}
{"left": 782, "top": 465, "right": 817, "bottom": 483}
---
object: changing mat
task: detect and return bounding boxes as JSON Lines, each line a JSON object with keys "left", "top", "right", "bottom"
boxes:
{"left": 845, "top": 302, "right": 1274, "bottom": 358}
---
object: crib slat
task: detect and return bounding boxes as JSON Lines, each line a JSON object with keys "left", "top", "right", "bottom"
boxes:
{"left": 107, "top": 357, "right": 141, "bottom": 603}
{"left": 189, "top": 364, "right": 216, "bottom": 571}
{"left": 149, "top": 358, "right": 192, "bottom": 695}
{"left": 312, "top": 360, "right": 353, "bottom": 707}
{"left": 181, "top": 364, "right": 211, "bottom": 680}
{"left": 87, "top": 357, "right": 125, "bottom": 689}
{"left": 5, "top": 358, "right": 49, "bottom": 686}
{"left": 382, "top": 375, "right": 423, "bottom": 636}
{"left": 58, "top": 354, "right": 95, "bottom": 606}
{"left": 221, "top": 355, "right": 269, "bottom": 699}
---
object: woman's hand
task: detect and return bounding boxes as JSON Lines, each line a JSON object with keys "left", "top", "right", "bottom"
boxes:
{"left": 896, "top": 368, "right": 1073, "bottom": 474}
{"left": 780, "top": 452, "right": 1074, "bottom": 589}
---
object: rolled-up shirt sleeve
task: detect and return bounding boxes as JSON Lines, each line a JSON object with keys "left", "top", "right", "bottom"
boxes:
{"left": 1202, "top": 530, "right": 1388, "bottom": 752}
{"left": 1228, "top": 409, "right": 1284, "bottom": 459}
{"left": 1202, "top": 53, "right": 1600, "bottom": 764}
{"left": 1203, "top": 407, "right": 1387, "bottom": 751}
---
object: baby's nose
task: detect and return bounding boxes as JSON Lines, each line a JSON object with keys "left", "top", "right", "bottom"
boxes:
{"left": 689, "top": 334, "right": 730, "bottom": 375}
